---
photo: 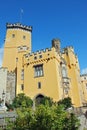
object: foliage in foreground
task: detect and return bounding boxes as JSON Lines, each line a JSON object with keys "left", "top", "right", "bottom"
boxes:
{"left": 6, "top": 96, "right": 80, "bottom": 130}
{"left": 6, "top": 105, "right": 80, "bottom": 130}
{"left": 6, "top": 93, "right": 33, "bottom": 110}
{"left": 58, "top": 97, "right": 72, "bottom": 109}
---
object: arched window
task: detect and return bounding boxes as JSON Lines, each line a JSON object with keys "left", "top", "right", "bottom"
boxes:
{"left": 62, "top": 67, "right": 67, "bottom": 77}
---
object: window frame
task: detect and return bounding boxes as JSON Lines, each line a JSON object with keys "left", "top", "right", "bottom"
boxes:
{"left": 62, "top": 67, "right": 67, "bottom": 78}
{"left": 21, "top": 69, "right": 24, "bottom": 80}
{"left": 34, "top": 64, "right": 44, "bottom": 77}
{"left": 38, "top": 82, "right": 41, "bottom": 89}
{"left": 21, "top": 84, "right": 24, "bottom": 91}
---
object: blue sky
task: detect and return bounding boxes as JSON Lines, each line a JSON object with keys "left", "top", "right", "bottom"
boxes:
{"left": 0, "top": 0, "right": 87, "bottom": 74}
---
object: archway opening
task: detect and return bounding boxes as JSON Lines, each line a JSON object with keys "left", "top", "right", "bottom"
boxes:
{"left": 35, "top": 94, "right": 44, "bottom": 106}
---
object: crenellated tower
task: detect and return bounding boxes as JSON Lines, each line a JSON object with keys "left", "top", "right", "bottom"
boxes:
{"left": 2, "top": 23, "right": 32, "bottom": 71}
{"left": 62, "top": 46, "right": 83, "bottom": 107}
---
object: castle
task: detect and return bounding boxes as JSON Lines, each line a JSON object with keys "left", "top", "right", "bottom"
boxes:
{"left": 1, "top": 23, "right": 87, "bottom": 107}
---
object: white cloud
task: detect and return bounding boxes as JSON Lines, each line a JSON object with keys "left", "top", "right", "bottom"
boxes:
{"left": 81, "top": 68, "right": 87, "bottom": 75}
{"left": 0, "top": 47, "right": 4, "bottom": 67}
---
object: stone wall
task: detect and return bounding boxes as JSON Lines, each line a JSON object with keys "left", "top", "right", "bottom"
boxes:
{"left": 6, "top": 71, "right": 16, "bottom": 104}
{"left": 0, "top": 68, "right": 7, "bottom": 102}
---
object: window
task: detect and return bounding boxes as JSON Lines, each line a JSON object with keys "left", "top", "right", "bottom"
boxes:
{"left": 23, "top": 46, "right": 27, "bottom": 51}
{"left": 12, "top": 34, "right": 15, "bottom": 38}
{"left": 34, "top": 64, "right": 43, "bottom": 77}
{"left": 21, "top": 84, "right": 24, "bottom": 91}
{"left": 38, "top": 82, "right": 41, "bottom": 89}
{"left": 62, "top": 67, "right": 67, "bottom": 77}
{"left": 34, "top": 56, "right": 37, "bottom": 60}
{"left": 21, "top": 69, "right": 24, "bottom": 80}
{"left": 64, "top": 88, "right": 68, "bottom": 95}
{"left": 23, "top": 35, "right": 26, "bottom": 39}
{"left": 39, "top": 55, "right": 42, "bottom": 58}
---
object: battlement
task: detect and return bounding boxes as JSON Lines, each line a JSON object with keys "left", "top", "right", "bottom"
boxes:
{"left": 62, "top": 46, "right": 74, "bottom": 54}
{"left": 0, "top": 67, "right": 7, "bottom": 72}
{"left": 7, "top": 71, "right": 16, "bottom": 76}
{"left": 63, "top": 46, "right": 74, "bottom": 50}
{"left": 6, "top": 23, "right": 32, "bottom": 32}
{"left": 23, "top": 47, "right": 61, "bottom": 66}
{"left": 24, "top": 47, "right": 54, "bottom": 58}
{"left": 81, "top": 74, "right": 87, "bottom": 77}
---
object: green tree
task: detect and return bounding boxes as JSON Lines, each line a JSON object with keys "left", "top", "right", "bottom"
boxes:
{"left": 63, "top": 112, "right": 80, "bottom": 130}
{"left": 58, "top": 97, "right": 72, "bottom": 109}
{"left": 39, "top": 96, "right": 54, "bottom": 106}
{"left": 6, "top": 119, "right": 15, "bottom": 130}
{"left": 11, "top": 93, "right": 33, "bottom": 109}
{"left": 32, "top": 105, "right": 53, "bottom": 130}
{"left": 6, "top": 97, "right": 80, "bottom": 130}
{"left": 6, "top": 107, "right": 35, "bottom": 130}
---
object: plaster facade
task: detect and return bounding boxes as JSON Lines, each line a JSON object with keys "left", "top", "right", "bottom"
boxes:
{"left": 80, "top": 74, "right": 87, "bottom": 105}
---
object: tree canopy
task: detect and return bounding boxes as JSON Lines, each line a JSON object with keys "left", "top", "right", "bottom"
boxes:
{"left": 6, "top": 95, "right": 80, "bottom": 130}
{"left": 6, "top": 93, "right": 33, "bottom": 110}
{"left": 57, "top": 97, "right": 72, "bottom": 109}
{"left": 12, "top": 93, "right": 33, "bottom": 108}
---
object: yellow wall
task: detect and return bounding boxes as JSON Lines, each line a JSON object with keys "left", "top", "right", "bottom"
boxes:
{"left": 3, "top": 23, "right": 32, "bottom": 71}
{"left": 81, "top": 74, "right": 87, "bottom": 104}
{"left": 62, "top": 47, "right": 82, "bottom": 107}
{"left": 23, "top": 48, "right": 62, "bottom": 101}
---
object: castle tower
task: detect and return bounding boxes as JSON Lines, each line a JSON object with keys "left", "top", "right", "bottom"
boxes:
{"left": 23, "top": 47, "right": 62, "bottom": 102}
{"left": 62, "top": 47, "right": 83, "bottom": 107}
{"left": 2, "top": 23, "right": 32, "bottom": 71}
{"left": 80, "top": 74, "right": 87, "bottom": 105}
{"left": 52, "top": 39, "right": 60, "bottom": 53}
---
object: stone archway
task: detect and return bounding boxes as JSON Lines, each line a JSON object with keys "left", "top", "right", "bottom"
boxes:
{"left": 33, "top": 94, "right": 45, "bottom": 109}
{"left": 35, "top": 94, "right": 44, "bottom": 106}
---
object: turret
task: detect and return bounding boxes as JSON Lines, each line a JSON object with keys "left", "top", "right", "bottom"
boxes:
{"left": 52, "top": 39, "right": 61, "bottom": 53}
{"left": 3, "top": 23, "right": 32, "bottom": 71}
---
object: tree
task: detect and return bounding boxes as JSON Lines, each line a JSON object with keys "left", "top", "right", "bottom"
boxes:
{"left": 13, "top": 93, "right": 33, "bottom": 108}
{"left": 32, "top": 105, "right": 53, "bottom": 130}
{"left": 14, "top": 108, "right": 35, "bottom": 130}
{"left": 6, "top": 97, "right": 80, "bottom": 130}
{"left": 6, "top": 93, "right": 33, "bottom": 110}
{"left": 58, "top": 97, "right": 72, "bottom": 109}
{"left": 38, "top": 96, "right": 54, "bottom": 107}
{"left": 7, "top": 104, "right": 80, "bottom": 130}
{"left": 6, "top": 107, "right": 34, "bottom": 130}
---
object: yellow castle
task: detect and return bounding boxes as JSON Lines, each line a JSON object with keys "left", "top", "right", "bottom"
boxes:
{"left": 2, "top": 23, "right": 85, "bottom": 107}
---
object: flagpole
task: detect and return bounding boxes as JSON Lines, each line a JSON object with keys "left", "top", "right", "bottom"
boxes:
{"left": 20, "top": 9, "right": 23, "bottom": 23}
